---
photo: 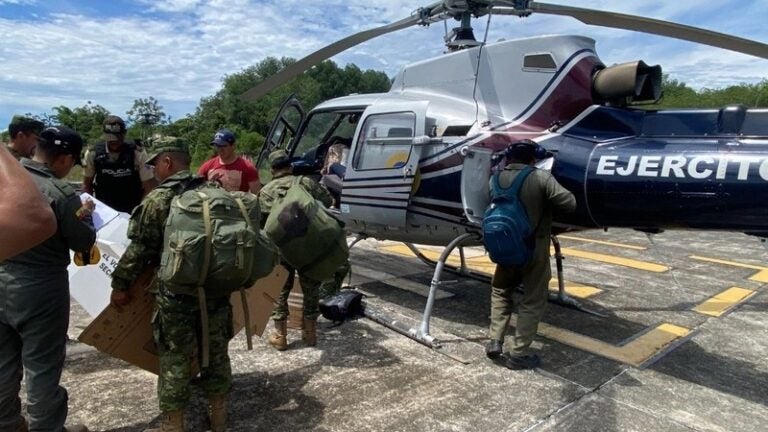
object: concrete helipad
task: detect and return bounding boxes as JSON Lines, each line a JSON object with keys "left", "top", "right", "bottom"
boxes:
{"left": 51, "top": 229, "right": 768, "bottom": 431}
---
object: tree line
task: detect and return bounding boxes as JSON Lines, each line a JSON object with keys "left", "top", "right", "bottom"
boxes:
{"left": 3, "top": 58, "right": 390, "bottom": 167}
{"left": 4, "top": 58, "right": 767, "bottom": 168}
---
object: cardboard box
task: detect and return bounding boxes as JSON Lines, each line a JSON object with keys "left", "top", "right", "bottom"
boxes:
{"left": 78, "top": 266, "right": 288, "bottom": 375}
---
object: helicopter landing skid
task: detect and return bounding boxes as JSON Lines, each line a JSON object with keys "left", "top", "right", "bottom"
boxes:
{"left": 401, "top": 237, "right": 606, "bottom": 318}
{"left": 391, "top": 233, "right": 479, "bottom": 349}
{"left": 403, "top": 242, "right": 490, "bottom": 283}
{"left": 550, "top": 236, "right": 607, "bottom": 318}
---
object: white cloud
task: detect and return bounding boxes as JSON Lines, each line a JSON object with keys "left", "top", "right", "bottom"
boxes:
{"left": 0, "top": 0, "right": 765, "bottom": 126}
{"left": 137, "top": 0, "right": 202, "bottom": 13}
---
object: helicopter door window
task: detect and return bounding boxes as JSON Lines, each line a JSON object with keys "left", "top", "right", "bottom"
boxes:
{"left": 353, "top": 111, "right": 416, "bottom": 171}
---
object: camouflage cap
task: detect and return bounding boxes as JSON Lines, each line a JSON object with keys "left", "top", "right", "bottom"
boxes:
{"left": 8, "top": 115, "right": 44, "bottom": 135}
{"left": 268, "top": 149, "right": 290, "bottom": 168}
{"left": 146, "top": 136, "right": 189, "bottom": 166}
{"left": 103, "top": 115, "right": 126, "bottom": 141}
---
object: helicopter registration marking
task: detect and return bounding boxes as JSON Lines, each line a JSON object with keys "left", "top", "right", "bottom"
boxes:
{"left": 595, "top": 155, "right": 768, "bottom": 180}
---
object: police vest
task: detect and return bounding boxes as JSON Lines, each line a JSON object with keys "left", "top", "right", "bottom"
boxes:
{"left": 93, "top": 142, "right": 143, "bottom": 213}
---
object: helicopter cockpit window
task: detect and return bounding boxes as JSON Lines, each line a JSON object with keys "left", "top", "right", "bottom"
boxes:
{"left": 353, "top": 112, "right": 415, "bottom": 171}
{"left": 523, "top": 53, "right": 557, "bottom": 71}
{"left": 293, "top": 111, "right": 359, "bottom": 161}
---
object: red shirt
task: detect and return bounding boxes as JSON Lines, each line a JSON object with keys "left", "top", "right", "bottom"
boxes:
{"left": 198, "top": 157, "right": 259, "bottom": 192}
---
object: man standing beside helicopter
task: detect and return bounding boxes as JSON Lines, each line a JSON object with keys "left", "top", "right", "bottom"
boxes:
{"left": 485, "top": 140, "right": 576, "bottom": 369}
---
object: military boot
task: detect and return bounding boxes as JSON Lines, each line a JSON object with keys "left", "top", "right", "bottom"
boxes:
{"left": 209, "top": 394, "right": 227, "bottom": 432}
{"left": 143, "top": 411, "right": 184, "bottom": 432}
{"left": 268, "top": 320, "right": 288, "bottom": 351}
{"left": 303, "top": 318, "right": 317, "bottom": 347}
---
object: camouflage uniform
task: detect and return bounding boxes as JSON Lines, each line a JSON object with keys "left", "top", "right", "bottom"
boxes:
{"left": 488, "top": 163, "right": 576, "bottom": 353}
{"left": 111, "top": 167, "right": 234, "bottom": 412}
{"left": 0, "top": 158, "right": 95, "bottom": 431}
{"left": 259, "top": 172, "right": 334, "bottom": 320}
{"left": 319, "top": 261, "right": 350, "bottom": 299}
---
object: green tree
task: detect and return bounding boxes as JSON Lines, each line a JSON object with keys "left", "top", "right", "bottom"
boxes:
{"left": 125, "top": 96, "right": 169, "bottom": 144}
{"left": 172, "top": 57, "right": 391, "bottom": 167}
{"left": 50, "top": 101, "right": 110, "bottom": 146}
{"left": 653, "top": 76, "right": 768, "bottom": 109}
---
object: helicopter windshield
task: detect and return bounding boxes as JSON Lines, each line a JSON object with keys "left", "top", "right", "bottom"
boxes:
{"left": 293, "top": 110, "right": 361, "bottom": 160}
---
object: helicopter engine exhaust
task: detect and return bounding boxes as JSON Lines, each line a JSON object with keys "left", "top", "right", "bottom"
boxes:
{"left": 592, "top": 61, "right": 662, "bottom": 105}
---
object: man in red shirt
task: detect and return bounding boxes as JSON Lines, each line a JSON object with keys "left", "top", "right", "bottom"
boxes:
{"left": 198, "top": 128, "right": 260, "bottom": 193}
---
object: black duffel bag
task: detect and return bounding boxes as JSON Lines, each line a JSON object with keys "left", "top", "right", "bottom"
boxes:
{"left": 320, "top": 290, "right": 364, "bottom": 322}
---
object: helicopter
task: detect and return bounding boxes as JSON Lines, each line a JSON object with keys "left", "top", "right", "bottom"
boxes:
{"left": 240, "top": 1, "right": 768, "bottom": 347}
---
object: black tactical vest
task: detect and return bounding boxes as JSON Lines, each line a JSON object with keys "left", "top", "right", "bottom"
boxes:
{"left": 93, "top": 142, "right": 143, "bottom": 213}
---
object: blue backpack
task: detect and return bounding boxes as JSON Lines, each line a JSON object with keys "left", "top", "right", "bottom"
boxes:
{"left": 483, "top": 166, "right": 536, "bottom": 266}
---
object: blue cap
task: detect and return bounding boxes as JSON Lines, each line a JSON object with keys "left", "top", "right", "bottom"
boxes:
{"left": 211, "top": 128, "right": 235, "bottom": 147}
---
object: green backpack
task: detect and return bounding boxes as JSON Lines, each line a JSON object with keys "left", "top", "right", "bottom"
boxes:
{"left": 158, "top": 184, "right": 278, "bottom": 297}
{"left": 264, "top": 176, "right": 349, "bottom": 281}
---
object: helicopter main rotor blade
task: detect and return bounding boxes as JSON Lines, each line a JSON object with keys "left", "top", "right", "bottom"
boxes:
{"left": 240, "top": 14, "right": 423, "bottom": 102}
{"left": 523, "top": 2, "right": 768, "bottom": 60}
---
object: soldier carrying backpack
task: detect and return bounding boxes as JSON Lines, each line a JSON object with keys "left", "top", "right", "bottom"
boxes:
{"left": 483, "top": 140, "right": 576, "bottom": 370}
{"left": 109, "top": 137, "right": 275, "bottom": 432}
{"left": 259, "top": 149, "right": 348, "bottom": 351}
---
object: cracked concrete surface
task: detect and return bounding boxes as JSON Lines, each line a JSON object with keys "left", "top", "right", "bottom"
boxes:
{"left": 18, "top": 229, "right": 768, "bottom": 431}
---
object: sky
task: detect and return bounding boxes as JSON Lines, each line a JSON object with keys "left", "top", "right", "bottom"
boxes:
{"left": 1, "top": 0, "right": 767, "bottom": 130}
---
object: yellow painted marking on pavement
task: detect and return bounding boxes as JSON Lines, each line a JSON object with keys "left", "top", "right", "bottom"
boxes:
{"left": 690, "top": 255, "right": 764, "bottom": 270}
{"left": 752, "top": 270, "right": 768, "bottom": 283}
{"left": 529, "top": 319, "right": 690, "bottom": 367}
{"left": 689, "top": 256, "right": 768, "bottom": 283}
{"left": 547, "top": 280, "right": 602, "bottom": 298}
{"left": 379, "top": 244, "right": 465, "bottom": 267}
{"left": 377, "top": 244, "right": 602, "bottom": 299}
{"left": 558, "top": 235, "right": 647, "bottom": 250}
{"left": 559, "top": 248, "right": 670, "bottom": 273}
{"left": 382, "top": 244, "right": 667, "bottom": 274}
{"left": 378, "top": 244, "right": 687, "bottom": 365}
{"left": 354, "top": 265, "right": 454, "bottom": 300}
{"left": 692, "top": 287, "right": 756, "bottom": 317}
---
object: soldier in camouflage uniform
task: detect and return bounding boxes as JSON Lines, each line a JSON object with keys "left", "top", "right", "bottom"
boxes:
{"left": 259, "top": 149, "right": 333, "bottom": 350}
{"left": 5, "top": 115, "right": 44, "bottom": 160}
{"left": 0, "top": 126, "right": 95, "bottom": 432}
{"left": 109, "top": 138, "right": 233, "bottom": 432}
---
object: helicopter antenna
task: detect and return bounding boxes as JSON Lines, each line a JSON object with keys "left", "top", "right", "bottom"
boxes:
{"left": 473, "top": 8, "right": 494, "bottom": 127}
{"left": 482, "top": 6, "right": 493, "bottom": 44}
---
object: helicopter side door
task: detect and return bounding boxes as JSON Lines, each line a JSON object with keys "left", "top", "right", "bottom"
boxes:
{"left": 341, "top": 101, "right": 429, "bottom": 228}
{"left": 256, "top": 94, "right": 305, "bottom": 183}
